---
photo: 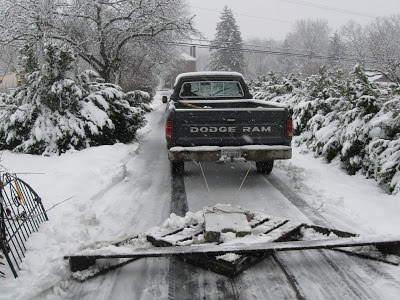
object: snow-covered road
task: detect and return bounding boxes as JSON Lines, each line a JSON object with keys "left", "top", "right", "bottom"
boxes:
{"left": 1, "top": 92, "right": 400, "bottom": 299}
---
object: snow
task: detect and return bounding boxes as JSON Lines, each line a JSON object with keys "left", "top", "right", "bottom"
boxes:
{"left": 365, "top": 71, "right": 385, "bottom": 82}
{"left": 274, "top": 148, "right": 400, "bottom": 235}
{"left": 174, "top": 71, "right": 244, "bottom": 86}
{"left": 80, "top": 101, "right": 112, "bottom": 129}
{"left": 1, "top": 92, "right": 400, "bottom": 299}
{"left": 204, "top": 211, "right": 250, "bottom": 237}
{"left": 180, "top": 53, "right": 196, "bottom": 61}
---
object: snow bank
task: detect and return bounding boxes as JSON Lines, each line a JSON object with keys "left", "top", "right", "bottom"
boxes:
{"left": 0, "top": 143, "right": 138, "bottom": 299}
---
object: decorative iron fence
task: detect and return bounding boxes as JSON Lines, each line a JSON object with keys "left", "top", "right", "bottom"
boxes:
{"left": 0, "top": 172, "right": 48, "bottom": 278}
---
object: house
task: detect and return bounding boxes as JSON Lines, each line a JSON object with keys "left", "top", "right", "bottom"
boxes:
{"left": 163, "top": 46, "right": 197, "bottom": 89}
{"left": 0, "top": 72, "right": 26, "bottom": 94}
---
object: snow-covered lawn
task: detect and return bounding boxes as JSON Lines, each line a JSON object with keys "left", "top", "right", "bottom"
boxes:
{"left": 1, "top": 94, "right": 400, "bottom": 299}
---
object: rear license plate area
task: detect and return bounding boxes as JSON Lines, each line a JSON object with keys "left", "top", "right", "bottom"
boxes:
{"left": 220, "top": 149, "right": 241, "bottom": 159}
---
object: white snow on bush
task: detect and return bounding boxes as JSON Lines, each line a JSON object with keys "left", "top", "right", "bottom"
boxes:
{"left": 0, "top": 44, "right": 149, "bottom": 155}
{"left": 249, "top": 67, "right": 400, "bottom": 193}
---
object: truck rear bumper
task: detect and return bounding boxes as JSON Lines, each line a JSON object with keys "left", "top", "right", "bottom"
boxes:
{"left": 168, "top": 145, "right": 292, "bottom": 161}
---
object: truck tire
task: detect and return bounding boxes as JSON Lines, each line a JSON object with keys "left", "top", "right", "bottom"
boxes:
{"left": 256, "top": 161, "right": 274, "bottom": 175}
{"left": 171, "top": 161, "right": 184, "bottom": 175}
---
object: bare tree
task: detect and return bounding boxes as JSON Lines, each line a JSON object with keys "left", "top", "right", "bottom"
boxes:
{"left": 244, "top": 38, "right": 282, "bottom": 79}
{"left": 283, "top": 19, "right": 330, "bottom": 76}
{"left": 341, "top": 21, "right": 369, "bottom": 66}
{"left": 366, "top": 15, "right": 400, "bottom": 83}
{"left": 0, "top": 0, "right": 195, "bottom": 83}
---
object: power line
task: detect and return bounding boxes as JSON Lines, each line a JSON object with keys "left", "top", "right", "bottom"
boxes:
{"left": 181, "top": 38, "right": 380, "bottom": 63}
{"left": 189, "top": 38, "right": 314, "bottom": 57}
{"left": 171, "top": 41, "right": 381, "bottom": 64}
{"left": 279, "top": 0, "right": 375, "bottom": 19}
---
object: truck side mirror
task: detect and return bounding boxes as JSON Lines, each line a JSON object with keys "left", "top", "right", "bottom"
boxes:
{"left": 162, "top": 96, "right": 168, "bottom": 103}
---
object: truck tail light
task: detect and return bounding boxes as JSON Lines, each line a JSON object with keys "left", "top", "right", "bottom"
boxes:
{"left": 166, "top": 121, "right": 173, "bottom": 139}
{"left": 287, "top": 120, "right": 293, "bottom": 137}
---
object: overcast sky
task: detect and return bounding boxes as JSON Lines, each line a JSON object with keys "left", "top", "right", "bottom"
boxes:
{"left": 187, "top": 0, "right": 400, "bottom": 41}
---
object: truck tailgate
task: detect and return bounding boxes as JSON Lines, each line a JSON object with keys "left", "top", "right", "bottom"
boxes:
{"left": 172, "top": 108, "right": 290, "bottom": 147}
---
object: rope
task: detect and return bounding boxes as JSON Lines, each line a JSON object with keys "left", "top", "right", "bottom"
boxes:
{"left": 238, "top": 164, "right": 252, "bottom": 191}
{"left": 198, "top": 162, "right": 210, "bottom": 192}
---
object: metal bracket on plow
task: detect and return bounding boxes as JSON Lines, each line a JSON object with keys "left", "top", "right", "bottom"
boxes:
{"left": 65, "top": 209, "right": 400, "bottom": 279}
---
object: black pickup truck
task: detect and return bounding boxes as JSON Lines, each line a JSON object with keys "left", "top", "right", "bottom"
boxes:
{"left": 163, "top": 71, "right": 292, "bottom": 174}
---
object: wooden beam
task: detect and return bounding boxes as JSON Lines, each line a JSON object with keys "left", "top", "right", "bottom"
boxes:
{"left": 65, "top": 234, "right": 400, "bottom": 261}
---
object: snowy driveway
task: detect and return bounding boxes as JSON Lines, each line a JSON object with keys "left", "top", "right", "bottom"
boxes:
{"left": 1, "top": 93, "right": 400, "bottom": 299}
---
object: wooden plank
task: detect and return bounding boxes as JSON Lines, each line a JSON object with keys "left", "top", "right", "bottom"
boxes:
{"left": 251, "top": 218, "right": 289, "bottom": 235}
{"left": 147, "top": 224, "right": 204, "bottom": 246}
{"left": 68, "top": 235, "right": 139, "bottom": 272}
{"left": 302, "top": 224, "right": 358, "bottom": 238}
{"left": 259, "top": 221, "right": 302, "bottom": 242}
{"left": 65, "top": 234, "right": 400, "bottom": 260}
{"left": 160, "top": 227, "right": 204, "bottom": 245}
{"left": 249, "top": 214, "right": 270, "bottom": 228}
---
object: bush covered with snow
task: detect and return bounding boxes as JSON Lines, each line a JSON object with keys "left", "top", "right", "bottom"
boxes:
{"left": 0, "top": 44, "right": 149, "bottom": 155}
{"left": 249, "top": 67, "right": 400, "bottom": 194}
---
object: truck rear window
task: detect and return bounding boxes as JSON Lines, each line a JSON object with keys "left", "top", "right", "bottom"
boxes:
{"left": 179, "top": 81, "right": 244, "bottom": 98}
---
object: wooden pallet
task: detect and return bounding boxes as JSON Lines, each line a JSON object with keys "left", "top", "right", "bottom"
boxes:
{"left": 146, "top": 212, "right": 304, "bottom": 277}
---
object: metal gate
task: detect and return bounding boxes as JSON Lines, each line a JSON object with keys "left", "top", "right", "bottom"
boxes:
{"left": 0, "top": 172, "right": 48, "bottom": 278}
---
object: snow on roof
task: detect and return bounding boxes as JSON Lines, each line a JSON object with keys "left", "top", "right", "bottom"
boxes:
{"left": 175, "top": 71, "right": 244, "bottom": 86}
{"left": 180, "top": 53, "right": 196, "bottom": 61}
{"left": 365, "top": 71, "right": 384, "bottom": 82}
{"left": 364, "top": 71, "right": 393, "bottom": 83}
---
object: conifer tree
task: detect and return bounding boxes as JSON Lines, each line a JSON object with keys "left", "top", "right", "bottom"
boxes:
{"left": 209, "top": 6, "right": 245, "bottom": 73}
{"left": 328, "top": 31, "right": 346, "bottom": 68}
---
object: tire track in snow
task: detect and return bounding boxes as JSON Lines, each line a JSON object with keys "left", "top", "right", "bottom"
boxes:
{"left": 169, "top": 168, "right": 239, "bottom": 300}
{"left": 170, "top": 168, "right": 188, "bottom": 217}
{"left": 266, "top": 172, "right": 400, "bottom": 299}
{"left": 267, "top": 174, "right": 327, "bottom": 225}
{"left": 272, "top": 254, "right": 306, "bottom": 300}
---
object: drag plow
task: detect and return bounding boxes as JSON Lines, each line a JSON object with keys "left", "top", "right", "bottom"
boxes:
{"left": 65, "top": 205, "right": 400, "bottom": 281}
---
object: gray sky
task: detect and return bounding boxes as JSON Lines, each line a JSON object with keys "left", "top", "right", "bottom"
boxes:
{"left": 187, "top": 0, "right": 400, "bottom": 41}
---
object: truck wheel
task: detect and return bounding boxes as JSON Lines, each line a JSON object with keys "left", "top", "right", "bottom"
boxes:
{"left": 171, "top": 161, "right": 184, "bottom": 175}
{"left": 256, "top": 161, "right": 274, "bottom": 174}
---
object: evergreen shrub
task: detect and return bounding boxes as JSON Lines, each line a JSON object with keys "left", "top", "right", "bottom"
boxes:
{"left": 249, "top": 67, "right": 400, "bottom": 193}
{"left": 0, "top": 43, "right": 148, "bottom": 155}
